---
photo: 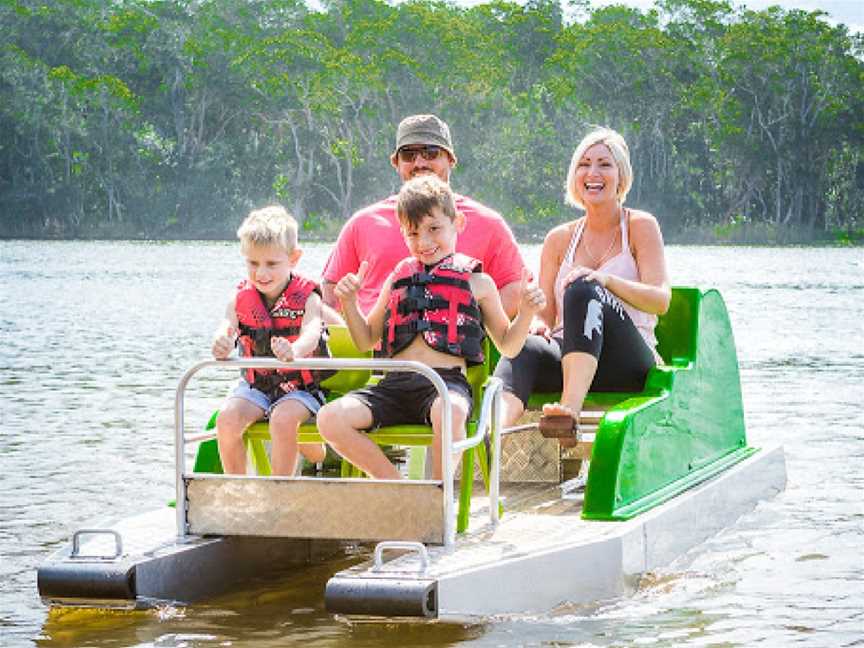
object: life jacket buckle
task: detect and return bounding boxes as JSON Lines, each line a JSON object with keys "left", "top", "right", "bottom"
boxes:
{"left": 411, "top": 272, "right": 434, "bottom": 285}
{"left": 252, "top": 328, "right": 271, "bottom": 341}
{"left": 252, "top": 328, "right": 272, "bottom": 355}
{"left": 399, "top": 296, "right": 430, "bottom": 314}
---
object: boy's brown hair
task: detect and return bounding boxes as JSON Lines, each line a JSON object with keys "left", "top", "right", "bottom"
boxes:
{"left": 396, "top": 175, "right": 457, "bottom": 229}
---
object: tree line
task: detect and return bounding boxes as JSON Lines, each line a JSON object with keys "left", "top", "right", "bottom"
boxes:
{"left": 1, "top": 0, "right": 862, "bottom": 243}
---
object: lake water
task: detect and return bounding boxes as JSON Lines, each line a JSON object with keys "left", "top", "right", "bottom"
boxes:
{"left": 1, "top": 240, "right": 862, "bottom": 647}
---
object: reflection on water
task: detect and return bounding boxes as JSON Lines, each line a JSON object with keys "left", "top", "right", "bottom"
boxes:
{"left": 2, "top": 241, "right": 862, "bottom": 647}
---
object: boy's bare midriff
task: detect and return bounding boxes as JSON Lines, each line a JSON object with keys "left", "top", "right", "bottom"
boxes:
{"left": 391, "top": 335, "right": 468, "bottom": 373}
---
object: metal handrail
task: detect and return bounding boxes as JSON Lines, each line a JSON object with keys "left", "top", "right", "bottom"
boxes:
{"left": 454, "top": 377, "right": 502, "bottom": 529}
{"left": 70, "top": 529, "right": 123, "bottom": 560}
{"left": 372, "top": 541, "right": 430, "bottom": 573}
{"left": 183, "top": 383, "right": 505, "bottom": 450}
{"left": 175, "top": 358, "right": 466, "bottom": 546}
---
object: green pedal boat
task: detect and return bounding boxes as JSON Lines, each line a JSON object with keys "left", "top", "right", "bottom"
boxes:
{"left": 38, "top": 287, "right": 786, "bottom": 619}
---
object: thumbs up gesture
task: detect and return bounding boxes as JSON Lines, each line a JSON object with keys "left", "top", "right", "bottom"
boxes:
{"left": 334, "top": 260, "right": 369, "bottom": 305}
{"left": 519, "top": 267, "right": 546, "bottom": 315}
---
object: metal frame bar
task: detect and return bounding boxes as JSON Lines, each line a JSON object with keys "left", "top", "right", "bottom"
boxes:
{"left": 455, "top": 376, "right": 502, "bottom": 529}
{"left": 372, "top": 541, "right": 430, "bottom": 573}
{"left": 70, "top": 529, "right": 123, "bottom": 559}
{"left": 175, "top": 358, "right": 502, "bottom": 550}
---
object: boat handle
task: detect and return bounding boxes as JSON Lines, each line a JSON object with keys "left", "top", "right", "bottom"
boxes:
{"left": 372, "top": 541, "right": 429, "bottom": 574}
{"left": 70, "top": 529, "right": 123, "bottom": 559}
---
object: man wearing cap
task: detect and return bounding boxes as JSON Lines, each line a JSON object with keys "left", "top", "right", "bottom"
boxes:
{"left": 322, "top": 114, "right": 527, "bottom": 318}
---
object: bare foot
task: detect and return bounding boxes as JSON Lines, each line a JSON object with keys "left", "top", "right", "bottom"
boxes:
{"left": 542, "top": 402, "right": 577, "bottom": 418}
{"left": 539, "top": 403, "right": 580, "bottom": 446}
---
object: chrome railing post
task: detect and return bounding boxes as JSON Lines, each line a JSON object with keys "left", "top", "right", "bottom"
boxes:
{"left": 174, "top": 359, "right": 216, "bottom": 538}
{"left": 490, "top": 378, "right": 502, "bottom": 527}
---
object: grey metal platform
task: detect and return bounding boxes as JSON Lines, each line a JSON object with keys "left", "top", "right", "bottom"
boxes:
{"left": 37, "top": 445, "right": 785, "bottom": 614}
{"left": 325, "top": 444, "right": 786, "bottom": 619}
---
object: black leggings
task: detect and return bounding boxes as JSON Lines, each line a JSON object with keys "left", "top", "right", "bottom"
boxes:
{"left": 494, "top": 279, "right": 656, "bottom": 405}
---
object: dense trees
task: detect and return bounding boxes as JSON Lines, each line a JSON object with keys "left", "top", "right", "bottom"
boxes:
{"left": 1, "top": 0, "right": 861, "bottom": 242}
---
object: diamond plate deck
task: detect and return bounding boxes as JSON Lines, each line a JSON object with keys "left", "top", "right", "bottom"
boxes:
{"left": 186, "top": 475, "right": 445, "bottom": 543}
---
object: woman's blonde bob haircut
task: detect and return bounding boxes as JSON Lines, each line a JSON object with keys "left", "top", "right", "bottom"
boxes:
{"left": 565, "top": 127, "right": 633, "bottom": 210}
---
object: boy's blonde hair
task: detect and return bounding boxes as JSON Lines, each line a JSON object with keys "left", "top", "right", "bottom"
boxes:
{"left": 237, "top": 205, "right": 298, "bottom": 252}
{"left": 397, "top": 175, "right": 457, "bottom": 229}
{"left": 565, "top": 127, "right": 633, "bottom": 210}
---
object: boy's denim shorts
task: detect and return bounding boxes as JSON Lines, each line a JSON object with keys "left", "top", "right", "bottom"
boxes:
{"left": 226, "top": 379, "right": 325, "bottom": 417}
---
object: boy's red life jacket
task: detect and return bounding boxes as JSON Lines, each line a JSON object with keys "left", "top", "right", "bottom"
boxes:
{"left": 383, "top": 253, "right": 485, "bottom": 365}
{"left": 235, "top": 273, "right": 331, "bottom": 399}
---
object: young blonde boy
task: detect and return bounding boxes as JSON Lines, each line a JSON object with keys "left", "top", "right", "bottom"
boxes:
{"left": 317, "top": 176, "right": 546, "bottom": 480}
{"left": 212, "top": 206, "right": 328, "bottom": 475}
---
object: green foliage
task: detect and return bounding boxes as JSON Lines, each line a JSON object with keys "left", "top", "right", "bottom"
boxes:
{"left": 0, "top": 0, "right": 861, "bottom": 242}
{"left": 833, "top": 228, "right": 864, "bottom": 245}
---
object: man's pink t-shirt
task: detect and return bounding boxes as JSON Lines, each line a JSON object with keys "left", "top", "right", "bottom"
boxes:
{"left": 323, "top": 194, "right": 525, "bottom": 314}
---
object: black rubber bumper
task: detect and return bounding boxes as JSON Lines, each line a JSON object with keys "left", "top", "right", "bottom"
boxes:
{"left": 37, "top": 561, "right": 136, "bottom": 603}
{"left": 325, "top": 576, "right": 437, "bottom": 618}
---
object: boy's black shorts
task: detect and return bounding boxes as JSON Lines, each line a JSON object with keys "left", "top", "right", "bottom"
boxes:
{"left": 349, "top": 367, "right": 473, "bottom": 430}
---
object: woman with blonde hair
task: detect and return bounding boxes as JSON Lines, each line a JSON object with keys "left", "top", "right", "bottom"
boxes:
{"left": 494, "top": 127, "right": 671, "bottom": 438}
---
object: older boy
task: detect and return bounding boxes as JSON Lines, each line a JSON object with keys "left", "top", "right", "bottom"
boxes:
{"left": 317, "top": 176, "right": 546, "bottom": 480}
{"left": 212, "top": 206, "right": 328, "bottom": 475}
{"left": 321, "top": 114, "right": 527, "bottom": 318}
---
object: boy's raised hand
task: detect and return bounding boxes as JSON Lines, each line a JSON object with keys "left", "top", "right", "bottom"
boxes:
{"left": 271, "top": 336, "right": 294, "bottom": 362}
{"left": 334, "top": 260, "right": 368, "bottom": 304}
{"left": 519, "top": 267, "right": 546, "bottom": 315}
{"left": 212, "top": 325, "right": 237, "bottom": 360}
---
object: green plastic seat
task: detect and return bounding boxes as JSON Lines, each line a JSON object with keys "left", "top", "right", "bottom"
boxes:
{"left": 524, "top": 289, "right": 700, "bottom": 412}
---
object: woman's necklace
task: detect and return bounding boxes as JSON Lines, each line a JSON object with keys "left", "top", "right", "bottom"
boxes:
{"left": 582, "top": 208, "right": 621, "bottom": 267}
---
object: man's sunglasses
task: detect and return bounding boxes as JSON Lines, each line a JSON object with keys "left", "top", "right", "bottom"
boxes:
{"left": 397, "top": 145, "right": 445, "bottom": 163}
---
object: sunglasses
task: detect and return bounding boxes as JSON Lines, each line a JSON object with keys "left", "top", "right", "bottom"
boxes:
{"left": 397, "top": 145, "right": 445, "bottom": 163}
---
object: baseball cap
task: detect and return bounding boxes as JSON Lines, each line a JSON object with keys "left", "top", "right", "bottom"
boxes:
{"left": 393, "top": 114, "right": 456, "bottom": 161}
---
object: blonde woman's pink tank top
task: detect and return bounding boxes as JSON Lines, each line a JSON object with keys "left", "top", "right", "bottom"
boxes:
{"left": 552, "top": 210, "right": 660, "bottom": 360}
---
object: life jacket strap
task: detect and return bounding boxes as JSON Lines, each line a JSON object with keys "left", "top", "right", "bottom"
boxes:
{"left": 392, "top": 273, "right": 470, "bottom": 291}
{"left": 396, "top": 294, "right": 481, "bottom": 320}
{"left": 238, "top": 324, "right": 303, "bottom": 356}
{"left": 390, "top": 320, "right": 483, "bottom": 341}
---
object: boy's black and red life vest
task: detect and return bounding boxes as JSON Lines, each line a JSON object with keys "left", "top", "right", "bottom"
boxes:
{"left": 383, "top": 253, "right": 485, "bottom": 365}
{"left": 235, "top": 273, "right": 331, "bottom": 399}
